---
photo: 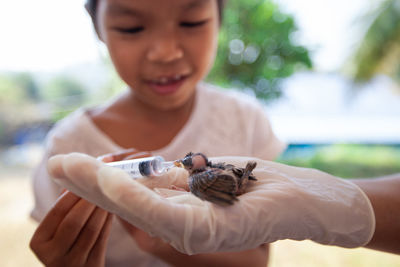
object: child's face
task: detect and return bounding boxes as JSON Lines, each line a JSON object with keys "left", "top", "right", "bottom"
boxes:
{"left": 96, "top": 0, "right": 219, "bottom": 111}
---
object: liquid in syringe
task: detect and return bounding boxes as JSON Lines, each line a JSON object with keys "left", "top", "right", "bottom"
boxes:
{"left": 106, "top": 156, "right": 175, "bottom": 179}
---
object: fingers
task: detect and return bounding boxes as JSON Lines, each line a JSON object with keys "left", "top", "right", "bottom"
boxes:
{"left": 47, "top": 153, "right": 205, "bottom": 255}
{"left": 31, "top": 191, "right": 81, "bottom": 243}
{"left": 47, "top": 154, "right": 68, "bottom": 179}
{"left": 48, "top": 153, "right": 102, "bottom": 187}
{"left": 52, "top": 198, "right": 97, "bottom": 253}
{"left": 68, "top": 207, "right": 110, "bottom": 261}
{"left": 30, "top": 194, "right": 113, "bottom": 266}
{"left": 97, "top": 166, "right": 161, "bottom": 211}
{"left": 97, "top": 164, "right": 224, "bottom": 254}
{"left": 62, "top": 153, "right": 102, "bottom": 188}
{"left": 86, "top": 213, "right": 114, "bottom": 266}
{"left": 50, "top": 154, "right": 105, "bottom": 206}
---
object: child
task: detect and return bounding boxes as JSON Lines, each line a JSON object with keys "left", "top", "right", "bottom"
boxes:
{"left": 30, "top": 0, "right": 286, "bottom": 266}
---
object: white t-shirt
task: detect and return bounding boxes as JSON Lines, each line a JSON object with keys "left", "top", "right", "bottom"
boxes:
{"left": 31, "top": 83, "right": 286, "bottom": 267}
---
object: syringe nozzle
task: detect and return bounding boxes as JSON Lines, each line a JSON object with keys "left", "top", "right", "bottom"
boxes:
{"left": 174, "top": 160, "right": 184, "bottom": 168}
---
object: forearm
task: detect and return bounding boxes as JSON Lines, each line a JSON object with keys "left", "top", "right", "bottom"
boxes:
{"left": 351, "top": 174, "right": 400, "bottom": 254}
{"left": 153, "top": 244, "right": 269, "bottom": 267}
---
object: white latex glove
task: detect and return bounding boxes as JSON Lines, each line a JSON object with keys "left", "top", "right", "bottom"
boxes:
{"left": 48, "top": 153, "right": 375, "bottom": 255}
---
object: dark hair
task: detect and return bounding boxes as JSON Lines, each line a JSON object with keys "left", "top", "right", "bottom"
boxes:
{"left": 85, "top": 0, "right": 225, "bottom": 33}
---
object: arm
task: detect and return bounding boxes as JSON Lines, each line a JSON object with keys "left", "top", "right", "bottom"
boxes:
{"left": 47, "top": 154, "right": 377, "bottom": 255}
{"left": 352, "top": 174, "right": 400, "bottom": 254}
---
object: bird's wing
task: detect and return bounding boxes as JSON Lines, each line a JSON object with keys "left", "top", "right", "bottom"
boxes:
{"left": 209, "top": 162, "right": 257, "bottom": 181}
{"left": 189, "top": 169, "right": 239, "bottom": 205}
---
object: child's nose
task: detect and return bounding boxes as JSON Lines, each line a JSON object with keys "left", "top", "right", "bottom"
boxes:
{"left": 147, "top": 33, "right": 184, "bottom": 63}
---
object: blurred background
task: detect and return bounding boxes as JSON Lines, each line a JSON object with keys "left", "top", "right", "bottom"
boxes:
{"left": 1, "top": 0, "right": 400, "bottom": 266}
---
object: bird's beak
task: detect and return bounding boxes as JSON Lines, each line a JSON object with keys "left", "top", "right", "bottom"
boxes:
{"left": 174, "top": 160, "right": 184, "bottom": 168}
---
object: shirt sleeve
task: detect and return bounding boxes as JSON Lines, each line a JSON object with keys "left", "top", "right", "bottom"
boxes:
{"left": 251, "top": 105, "right": 287, "bottom": 160}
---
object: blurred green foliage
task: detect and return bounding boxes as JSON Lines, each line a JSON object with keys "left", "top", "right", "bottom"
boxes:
{"left": 0, "top": 73, "right": 86, "bottom": 144}
{"left": 0, "top": 73, "right": 40, "bottom": 144}
{"left": 0, "top": 74, "right": 30, "bottom": 105}
{"left": 207, "top": 0, "right": 312, "bottom": 100}
{"left": 40, "top": 76, "right": 86, "bottom": 121}
{"left": 350, "top": 0, "right": 400, "bottom": 82}
{"left": 41, "top": 76, "right": 86, "bottom": 105}
{"left": 279, "top": 144, "right": 400, "bottom": 178}
{"left": 14, "top": 73, "right": 41, "bottom": 101}
{"left": 0, "top": 73, "right": 85, "bottom": 108}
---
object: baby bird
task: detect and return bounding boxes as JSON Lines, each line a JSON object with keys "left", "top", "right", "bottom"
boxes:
{"left": 174, "top": 152, "right": 257, "bottom": 205}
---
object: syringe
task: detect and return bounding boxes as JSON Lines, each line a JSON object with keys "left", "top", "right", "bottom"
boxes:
{"left": 106, "top": 156, "right": 176, "bottom": 179}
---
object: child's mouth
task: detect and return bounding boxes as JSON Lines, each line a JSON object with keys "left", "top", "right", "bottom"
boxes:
{"left": 147, "top": 74, "right": 187, "bottom": 95}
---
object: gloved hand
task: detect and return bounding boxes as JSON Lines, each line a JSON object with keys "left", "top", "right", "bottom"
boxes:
{"left": 48, "top": 153, "right": 375, "bottom": 255}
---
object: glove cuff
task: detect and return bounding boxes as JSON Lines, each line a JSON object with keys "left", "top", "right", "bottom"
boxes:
{"left": 348, "top": 181, "right": 376, "bottom": 247}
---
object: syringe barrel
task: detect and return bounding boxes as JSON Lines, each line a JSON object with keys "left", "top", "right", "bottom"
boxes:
{"left": 106, "top": 156, "right": 165, "bottom": 178}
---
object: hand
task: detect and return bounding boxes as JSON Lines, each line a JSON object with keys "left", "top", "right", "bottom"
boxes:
{"left": 30, "top": 191, "right": 113, "bottom": 267}
{"left": 99, "top": 149, "right": 170, "bottom": 255}
{"left": 47, "top": 153, "right": 375, "bottom": 255}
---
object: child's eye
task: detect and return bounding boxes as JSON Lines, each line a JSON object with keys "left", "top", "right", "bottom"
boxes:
{"left": 180, "top": 20, "right": 209, "bottom": 28}
{"left": 114, "top": 26, "right": 144, "bottom": 34}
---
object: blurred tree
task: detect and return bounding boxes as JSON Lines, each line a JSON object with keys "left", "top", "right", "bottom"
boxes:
{"left": 0, "top": 73, "right": 41, "bottom": 104}
{"left": 0, "top": 74, "right": 27, "bottom": 104}
{"left": 39, "top": 76, "right": 87, "bottom": 122}
{"left": 14, "top": 72, "right": 41, "bottom": 102}
{"left": 0, "top": 74, "right": 45, "bottom": 145}
{"left": 207, "top": 0, "right": 312, "bottom": 100}
{"left": 350, "top": 0, "right": 400, "bottom": 83}
{"left": 41, "top": 76, "right": 86, "bottom": 106}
